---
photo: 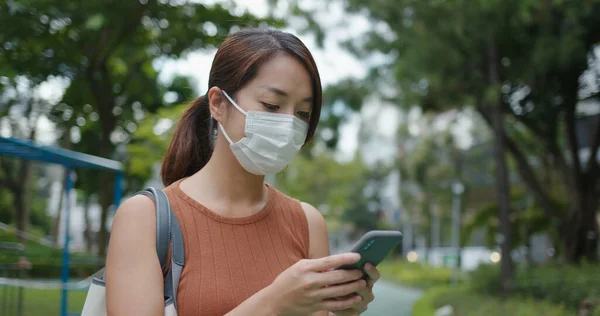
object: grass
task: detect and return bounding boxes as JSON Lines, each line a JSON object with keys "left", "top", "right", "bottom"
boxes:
{"left": 3, "top": 287, "right": 88, "bottom": 316}
{"left": 378, "top": 259, "right": 453, "bottom": 290}
{"left": 412, "top": 286, "right": 449, "bottom": 315}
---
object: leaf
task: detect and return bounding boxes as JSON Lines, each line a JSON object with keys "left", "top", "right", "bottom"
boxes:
{"left": 85, "top": 14, "right": 105, "bottom": 30}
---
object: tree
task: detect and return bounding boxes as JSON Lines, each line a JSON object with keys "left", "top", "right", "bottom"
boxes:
{"left": 396, "top": 112, "right": 463, "bottom": 257}
{"left": 0, "top": 0, "right": 277, "bottom": 255}
{"left": 0, "top": 76, "right": 55, "bottom": 237}
{"left": 335, "top": 0, "right": 600, "bottom": 274}
{"left": 274, "top": 152, "right": 388, "bottom": 235}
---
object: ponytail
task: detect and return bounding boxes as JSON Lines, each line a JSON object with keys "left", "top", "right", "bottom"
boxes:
{"left": 161, "top": 95, "right": 214, "bottom": 186}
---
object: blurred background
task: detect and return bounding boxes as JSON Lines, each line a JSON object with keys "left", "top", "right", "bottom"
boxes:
{"left": 1, "top": 0, "right": 599, "bottom": 315}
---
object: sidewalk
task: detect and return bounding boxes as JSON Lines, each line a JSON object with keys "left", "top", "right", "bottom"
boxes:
{"left": 364, "top": 280, "right": 423, "bottom": 316}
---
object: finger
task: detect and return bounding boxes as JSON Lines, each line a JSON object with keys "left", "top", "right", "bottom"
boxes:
{"left": 317, "top": 294, "right": 362, "bottom": 311}
{"left": 355, "top": 286, "right": 375, "bottom": 303}
{"left": 309, "top": 253, "right": 361, "bottom": 272}
{"left": 364, "top": 263, "right": 380, "bottom": 286}
{"left": 316, "top": 269, "right": 363, "bottom": 286}
{"left": 316, "top": 279, "right": 367, "bottom": 299}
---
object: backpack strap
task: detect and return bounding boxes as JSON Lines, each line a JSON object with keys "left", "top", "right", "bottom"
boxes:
{"left": 140, "top": 188, "right": 185, "bottom": 309}
{"left": 137, "top": 188, "right": 171, "bottom": 271}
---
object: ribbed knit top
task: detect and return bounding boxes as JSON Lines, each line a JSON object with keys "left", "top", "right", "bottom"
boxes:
{"left": 163, "top": 178, "right": 310, "bottom": 316}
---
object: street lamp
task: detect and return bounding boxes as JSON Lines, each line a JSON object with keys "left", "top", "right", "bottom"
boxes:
{"left": 451, "top": 180, "right": 464, "bottom": 284}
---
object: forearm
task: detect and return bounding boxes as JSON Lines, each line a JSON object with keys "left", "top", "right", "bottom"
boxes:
{"left": 225, "top": 287, "right": 280, "bottom": 316}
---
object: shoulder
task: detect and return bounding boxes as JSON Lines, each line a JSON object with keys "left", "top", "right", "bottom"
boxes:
{"left": 268, "top": 187, "right": 329, "bottom": 258}
{"left": 111, "top": 194, "right": 156, "bottom": 229}
{"left": 299, "top": 202, "right": 327, "bottom": 233}
{"left": 299, "top": 201, "right": 329, "bottom": 258}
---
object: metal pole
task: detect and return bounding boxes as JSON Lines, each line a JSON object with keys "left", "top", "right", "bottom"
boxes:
{"left": 432, "top": 205, "right": 440, "bottom": 249}
{"left": 402, "top": 216, "right": 413, "bottom": 256}
{"left": 451, "top": 181, "right": 464, "bottom": 284}
{"left": 113, "top": 172, "right": 124, "bottom": 212}
{"left": 60, "top": 169, "right": 74, "bottom": 316}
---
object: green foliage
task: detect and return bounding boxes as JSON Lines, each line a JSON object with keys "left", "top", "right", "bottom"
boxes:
{"left": 378, "top": 260, "right": 453, "bottom": 290}
{"left": 1, "top": 0, "right": 280, "bottom": 253}
{"left": 396, "top": 116, "right": 462, "bottom": 247}
{"left": 29, "top": 190, "right": 52, "bottom": 235}
{"left": 414, "top": 285, "right": 574, "bottom": 316}
{"left": 319, "top": 79, "right": 371, "bottom": 148}
{"left": 463, "top": 188, "right": 554, "bottom": 249}
{"left": 275, "top": 153, "right": 390, "bottom": 233}
{"left": 126, "top": 101, "right": 188, "bottom": 190}
{"left": 468, "top": 263, "right": 600, "bottom": 311}
{"left": 431, "top": 287, "right": 572, "bottom": 316}
{"left": 0, "top": 188, "right": 14, "bottom": 223}
{"left": 25, "top": 261, "right": 100, "bottom": 279}
{"left": 336, "top": 0, "right": 600, "bottom": 262}
{"left": 276, "top": 153, "right": 364, "bottom": 212}
{"left": 0, "top": 227, "right": 100, "bottom": 279}
{"left": 412, "top": 286, "right": 450, "bottom": 316}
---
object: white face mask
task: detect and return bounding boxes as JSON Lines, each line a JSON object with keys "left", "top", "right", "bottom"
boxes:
{"left": 218, "top": 90, "right": 309, "bottom": 175}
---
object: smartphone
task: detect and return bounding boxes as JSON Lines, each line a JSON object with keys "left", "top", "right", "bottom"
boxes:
{"left": 337, "top": 230, "right": 403, "bottom": 278}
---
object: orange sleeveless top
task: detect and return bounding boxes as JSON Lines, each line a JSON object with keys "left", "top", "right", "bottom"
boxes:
{"left": 162, "top": 179, "right": 310, "bottom": 316}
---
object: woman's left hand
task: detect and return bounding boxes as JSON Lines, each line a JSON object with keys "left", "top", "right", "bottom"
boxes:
{"left": 328, "top": 263, "right": 380, "bottom": 316}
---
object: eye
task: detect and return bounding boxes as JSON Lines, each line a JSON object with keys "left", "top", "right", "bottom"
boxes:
{"left": 297, "top": 111, "right": 311, "bottom": 119}
{"left": 261, "top": 102, "right": 279, "bottom": 111}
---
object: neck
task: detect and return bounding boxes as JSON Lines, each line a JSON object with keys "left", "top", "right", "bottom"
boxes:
{"left": 188, "top": 141, "right": 266, "bottom": 204}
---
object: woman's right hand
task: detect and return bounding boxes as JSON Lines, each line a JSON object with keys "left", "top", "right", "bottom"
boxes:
{"left": 265, "top": 253, "right": 367, "bottom": 316}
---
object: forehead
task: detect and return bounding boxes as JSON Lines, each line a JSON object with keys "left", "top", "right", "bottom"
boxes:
{"left": 248, "top": 53, "right": 313, "bottom": 99}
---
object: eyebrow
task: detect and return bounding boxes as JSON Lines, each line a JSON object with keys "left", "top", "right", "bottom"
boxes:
{"left": 261, "top": 85, "right": 313, "bottom": 103}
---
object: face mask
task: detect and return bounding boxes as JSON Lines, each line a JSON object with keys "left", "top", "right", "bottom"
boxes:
{"left": 218, "top": 90, "right": 309, "bottom": 175}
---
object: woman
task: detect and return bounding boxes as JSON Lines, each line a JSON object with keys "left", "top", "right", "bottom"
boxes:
{"left": 105, "top": 28, "right": 380, "bottom": 316}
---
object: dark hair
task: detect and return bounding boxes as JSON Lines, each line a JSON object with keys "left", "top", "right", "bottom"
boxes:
{"left": 161, "top": 28, "right": 322, "bottom": 186}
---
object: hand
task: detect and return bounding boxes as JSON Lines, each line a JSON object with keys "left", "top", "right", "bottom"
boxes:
{"left": 264, "top": 253, "right": 368, "bottom": 316}
{"left": 328, "top": 263, "right": 380, "bottom": 316}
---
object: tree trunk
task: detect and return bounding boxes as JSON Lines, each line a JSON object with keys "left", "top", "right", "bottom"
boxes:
{"left": 14, "top": 160, "right": 32, "bottom": 240}
{"left": 564, "top": 184, "right": 599, "bottom": 262}
{"left": 97, "top": 138, "right": 115, "bottom": 256}
{"left": 562, "top": 77, "right": 599, "bottom": 263}
{"left": 479, "top": 111, "right": 558, "bottom": 221}
{"left": 487, "top": 34, "right": 513, "bottom": 293}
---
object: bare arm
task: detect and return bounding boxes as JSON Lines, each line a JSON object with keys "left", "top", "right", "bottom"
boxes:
{"left": 105, "top": 195, "right": 281, "bottom": 316}
{"left": 302, "top": 202, "right": 332, "bottom": 316}
{"left": 105, "top": 195, "right": 164, "bottom": 316}
{"left": 106, "top": 196, "right": 358, "bottom": 316}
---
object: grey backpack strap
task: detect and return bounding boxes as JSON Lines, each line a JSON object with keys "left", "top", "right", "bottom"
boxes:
{"left": 161, "top": 189, "right": 185, "bottom": 309}
{"left": 137, "top": 188, "right": 171, "bottom": 271}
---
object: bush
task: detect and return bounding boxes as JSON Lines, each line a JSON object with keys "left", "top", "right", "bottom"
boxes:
{"left": 378, "top": 259, "right": 453, "bottom": 289}
{"left": 1, "top": 228, "right": 102, "bottom": 278}
{"left": 414, "top": 286, "right": 573, "bottom": 316}
{"left": 468, "top": 263, "right": 600, "bottom": 311}
{"left": 25, "top": 261, "right": 101, "bottom": 279}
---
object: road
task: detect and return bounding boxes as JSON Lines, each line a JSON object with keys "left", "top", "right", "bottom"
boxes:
{"left": 363, "top": 280, "right": 423, "bottom": 316}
